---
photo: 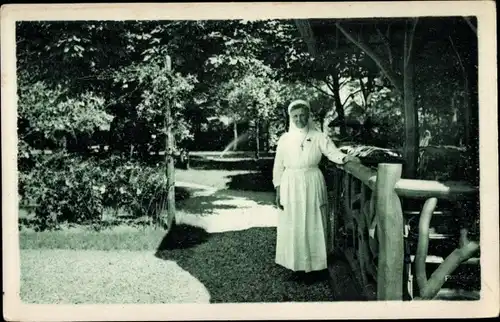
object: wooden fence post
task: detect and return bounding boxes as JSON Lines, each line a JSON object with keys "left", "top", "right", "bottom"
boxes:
{"left": 375, "top": 163, "right": 404, "bottom": 300}
{"left": 164, "top": 55, "right": 176, "bottom": 231}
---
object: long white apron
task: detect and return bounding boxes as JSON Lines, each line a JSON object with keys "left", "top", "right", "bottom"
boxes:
{"left": 272, "top": 130, "right": 347, "bottom": 272}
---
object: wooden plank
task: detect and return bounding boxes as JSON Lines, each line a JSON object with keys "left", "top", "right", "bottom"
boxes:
{"left": 418, "top": 241, "right": 480, "bottom": 299}
{"left": 342, "top": 162, "right": 377, "bottom": 190}
{"left": 375, "top": 163, "right": 404, "bottom": 301}
{"left": 362, "top": 191, "right": 372, "bottom": 229}
{"left": 343, "top": 173, "right": 354, "bottom": 230}
{"left": 350, "top": 176, "right": 360, "bottom": 207}
{"left": 395, "top": 179, "right": 478, "bottom": 200}
{"left": 351, "top": 192, "right": 362, "bottom": 207}
{"left": 334, "top": 162, "right": 477, "bottom": 201}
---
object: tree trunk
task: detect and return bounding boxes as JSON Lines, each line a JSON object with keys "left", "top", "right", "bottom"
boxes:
{"left": 262, "top": 119, "right": 269, "bottom": 152}
{"left": 255, "top": 118, "right": 260, "bottom": 159}
{"left": 402, "top": 20, "right": 419, "bottom": 179}
{"left": 448, "top": 35, "right": 471, "bottom": 148}
{"left": 233, "top": 120, "right": 238, "bottom": 151}
{"left": 421, "top": 102, "right": 426, "bottom": 133}
{"left": 129, "top": 144, "right": 134, "bottom": 159}
{"left": 359, "top": 76, "right": 368, "bottom": 107}
{"left": 331, "top": 75, "right": 347, "bottom": 137}
{"left": 337, "top": 20, "right": 420, "bottom": 178}
{"left": 192, "top": 117, "right": 202, "bottom": 151}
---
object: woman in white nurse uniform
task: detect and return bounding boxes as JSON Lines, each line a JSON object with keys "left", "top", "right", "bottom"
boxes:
{"left": 272, "top": 99, "right": 360, "bottom": 280}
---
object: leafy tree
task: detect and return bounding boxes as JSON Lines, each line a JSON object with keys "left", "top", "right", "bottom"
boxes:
{"left": 201, "top": 20, "right": 287, "bottom": 154}
{"left": 215, "top": 64, "right": 282, "bottom": 156}
{"left": 17, "top": 18, "right": 478, "bottom": 181}
{"left": 17, "top": 20, "right": 203, "bottom": 157}
{"left": 334, "top": 17, "right": 476, "bottom": 179}
{"left": 260, "top": 19, "right": 379, "bottom": 137}
{"left": 111, "top": 60, "right": 197, "bottom": 157}
{"left": 17, "top": 70, "right": 113, "bottom": 163}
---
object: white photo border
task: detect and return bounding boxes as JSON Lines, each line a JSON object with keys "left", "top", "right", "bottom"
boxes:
{"left": 2, "top": 2, "right": 498, "bottom": 321}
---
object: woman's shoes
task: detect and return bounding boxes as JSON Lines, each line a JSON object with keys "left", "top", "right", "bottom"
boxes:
{"left": 286, "top": 269, "right": 329, "bottom": 284}
{"left": 286, "top": 271, "right": 306, "bottom": 282}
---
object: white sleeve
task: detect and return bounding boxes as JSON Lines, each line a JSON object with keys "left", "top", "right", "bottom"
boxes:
{"left": 319, "top": 133, "right": 347, "bottom": 164}
{"left": 272, "top": 135, "right": 286, "bottom": 188}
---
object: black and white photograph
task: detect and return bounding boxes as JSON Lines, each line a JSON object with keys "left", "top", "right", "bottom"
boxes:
{"left": 2, "top": 2, "right": 498, "bottom": 321}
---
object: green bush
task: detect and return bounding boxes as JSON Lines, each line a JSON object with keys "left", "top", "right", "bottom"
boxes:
{"left": 19, "top": 154, "right": 188, "bottom": 231}
{"left": 19, "top": 152, "right": 107, "bottom": 230}
{"left": 103, "top": 159, "right": 173, "bottom": 222}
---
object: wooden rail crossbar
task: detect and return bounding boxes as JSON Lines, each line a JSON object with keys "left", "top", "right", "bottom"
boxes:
{"left": 327, "top": 161, "right": 480, "bottom": 301}
{"left": 339, "top": 162, "right": 479, "bottom": 200}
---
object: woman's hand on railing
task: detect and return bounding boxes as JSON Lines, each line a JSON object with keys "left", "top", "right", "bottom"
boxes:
{"left": 275, "top": 186, "right": 284, "bottom": 210}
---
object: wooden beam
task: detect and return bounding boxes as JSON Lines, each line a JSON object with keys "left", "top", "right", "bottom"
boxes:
{"left": 414, "top": 198, "right": 438, "bottom": 297}
{"left": 335, "top": 22, "right": 403, "bottom": 93}
{"left": 394, "top": 179, "right": 478, "bottom": 200}
{"left": 164, "top": 55, "right": 176, "bottom": 231}
{"left": 342, "top": 162, "right": 377, "bottom": 190}
{"left": 375, "top": 163, "right": 404, "bottom": 300}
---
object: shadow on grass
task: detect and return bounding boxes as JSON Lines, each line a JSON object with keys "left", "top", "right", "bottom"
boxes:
{"left": 188, "top": 158, "right": 258, "bottom": 171}
{"left": 156, "top": 223, "right": 211, "bottom": 250}
{"left": 154, "top": 225, "right": 335, "bottom": 303}
{"left": 177, "top": 188, "right": 275, "bottom": 215}
{"left": 225, "top": 172, "right": 274, "bottom": 192}
{"left": 224, "top": 159, "right": 275, "bottom": 193}
{"left": 177, "top": 193, "right": 240, "bottom": 216}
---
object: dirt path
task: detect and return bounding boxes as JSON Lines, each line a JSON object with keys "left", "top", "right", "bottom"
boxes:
{"left": 175, "top": 181, "right": 278, "bottom": 233}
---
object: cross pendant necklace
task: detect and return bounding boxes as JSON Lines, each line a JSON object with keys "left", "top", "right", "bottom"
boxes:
{"left": 300, "top": 130, "right": 309, "bottom": 151}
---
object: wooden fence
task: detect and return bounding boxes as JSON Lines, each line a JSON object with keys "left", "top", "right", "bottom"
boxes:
{"left": 325, "top": 161, "right": 480, "bottom": 301}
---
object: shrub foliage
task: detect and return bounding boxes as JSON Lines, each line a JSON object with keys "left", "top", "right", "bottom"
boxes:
{"left": 19, "top": 154, "right": 188, "bottom": 231}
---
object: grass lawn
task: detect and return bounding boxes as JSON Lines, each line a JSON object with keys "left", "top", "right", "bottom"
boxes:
{"left": 155, "top": 225, "right": 335, "bottom": 303}
{"left": 20, "top": 224, "right": 335, "bottom": 303}
{"left": 21, "top": 248, "right": 210, "bottom": 304}
{"left": 19, "top": 225, "right": 167, "bottom": 251}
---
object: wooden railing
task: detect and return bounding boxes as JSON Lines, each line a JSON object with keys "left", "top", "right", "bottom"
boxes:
{"left": 324, "top": 161, "right": 480, "bottom": 301}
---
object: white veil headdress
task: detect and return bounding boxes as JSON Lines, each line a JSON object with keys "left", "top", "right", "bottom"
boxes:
{"left": 287, "top": 99, "right": 317, "bottom": 137}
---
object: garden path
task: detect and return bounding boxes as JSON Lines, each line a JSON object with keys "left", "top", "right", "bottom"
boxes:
{"left": 175, "top": 180, "right": 279, "bottom": 233}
